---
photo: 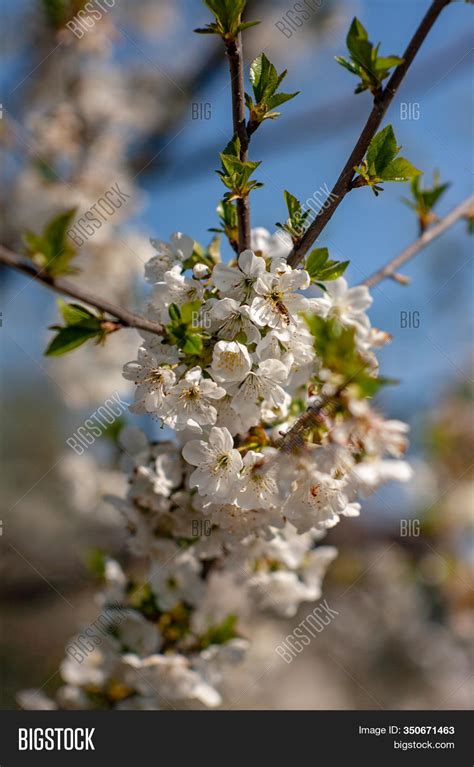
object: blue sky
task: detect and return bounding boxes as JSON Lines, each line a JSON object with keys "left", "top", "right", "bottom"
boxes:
{"left": 2, "top": 0, "right": 473, "bottom": 445}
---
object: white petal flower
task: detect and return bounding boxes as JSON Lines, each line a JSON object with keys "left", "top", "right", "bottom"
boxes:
{"left": 231, "top": 359, "right": 288, "bottom": 412}
{"left": 311, "top": 277, "right": 372, "bottom": 338}
{"left": 283, "top": 470, "right": 359, "bottom": 533}
{"left": 123, "top": 347, "right": 176, "bottom": 415}
{"left": 250, "top": 269, "right": 310, "bottom": 329}
{"left": 210, "top": 298, "right": 261, "bottom": 344}
{"left": 117, "top": 610, "right": 162, "bottom": 656}
{"left": 151, "top": 265, "right": 203, "bottom": 320}
{"left": 124, "top": 653, "right": 221, "bottom": 708}
{"left": 213, "top": 394, "right": 261, "bottom": 436}
{"left": 210, "top": 340, "right": 252, "bottom": 383}
{"left": 18, "top": 690, "right": 58, "bottom": 711}
{"left": 182, "top": 426, "right": 243, "bottom": 500}
{"left": 149, "top": 543, "right": 203, "bottom": 610}
{"left": 192, "top": 262, "right": 210, "bottom": 279}
{"left": 211, "top": 249, "right": 266, "bottom": 300}
{"left": 237, "top": 449, "right": 280, "bottom": 510}
{"left": 164, "top": 367, "right": 225, "bottom": 432}
{"left": 251, "top": 227, "right": 292, "bottom": 261}
{"left": 146, "top": 232, "right": 194, "bottom": 283}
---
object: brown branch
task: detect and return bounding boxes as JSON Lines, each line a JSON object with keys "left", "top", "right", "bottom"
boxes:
{"left": 225, "top": 32, "right": 251, "bottom": 252}
{"left": 0, "top": 244, "right": 164, "bottom": 336}
{"left": 363, "top": 195, "right": 474, "bottom": 288}
{"left": 287, "top": 0, "right": 452, "bottom": 268}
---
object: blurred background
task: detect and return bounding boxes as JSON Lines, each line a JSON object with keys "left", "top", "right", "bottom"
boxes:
{"left": 0, "top": 0, "right": 473, "bottom": 709}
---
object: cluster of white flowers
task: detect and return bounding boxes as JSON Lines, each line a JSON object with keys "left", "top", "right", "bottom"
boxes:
{"left": 21, "top": 228, "right": 412, "bottom": 711}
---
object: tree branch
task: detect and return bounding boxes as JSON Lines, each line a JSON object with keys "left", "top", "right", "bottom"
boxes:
{"left": 287, "top": 0, "right": 452, "bottom": 268}
{"left": 0, "top": 244, "right": 164, "bottom": 337}
{"left": 225, "top": 32, "right": 251, "bottom": 252}
{"left": 363, "top": 195, "right": 474, "bottom": 287}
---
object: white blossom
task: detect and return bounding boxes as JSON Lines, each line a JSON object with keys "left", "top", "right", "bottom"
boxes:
{"left": 250, "top": 269, "right": 310, "bottom": 329}
{"left": 211, "top": 249, "right": 266, "bottom": 301}
{"left": 146, "top": 232, "right": 195, "bottom": 283}
{"left": 210, "top": 340, "right": 252, "bottom": 383}
{"left": 163, "top": 367, "right": 226, "bottom": 432}
{"left": 123, "top": 347, "right": 176, "bottom": 414}
{"left": 311, "top": 277, "right": 372, "bottom": 338}
{"left": 237, "top": 450, "right": 280, "bottom": 510}
{"left": 182, "top": 426, "right": 243, "bottom": 500}
{"left": 210, "top": 298, "right": 261, "bottom": 343}
{"left": 231, "top": 359, "right": 288, "bottom": 413}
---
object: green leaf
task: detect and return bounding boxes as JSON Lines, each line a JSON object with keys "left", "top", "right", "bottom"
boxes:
{"left": 238, "top": 20, "right": 260, "bottom": 32}
{"left": 218, "top": 138, "right": 262, "bottom": 199}
{"left": 346, "top": 23, "right": 372, "bottom": 70}
{"left": 266, "top": 92, "right": 299, "bottom": 110}
{"left": 168, "top": 304, "right": 181, "bottom": 322}
{"left": 183, "top": 333, "right": 204, "bottom": 355}
{"left": 200, "top": 614, "right": 238, "bottom": 649}
{"left": 45, "top": 325, "right": 101, "bottom": 356}
{"left": 284, "top": 190, "right": 302, "bottom": 221}
{"left": 222, "top": 135, "right": 240, "bottom": 158}
{"left": 250, "top": 53, "right": 279, "bottom": 103}
{"left": 306, "top": 247, "right": 330, "bottom": 276}
{"left": 247, "top": 53, "right": 298, "bottom": 127}
{"left": 181, "top": 300, "right": 202, "bottom": 325}
{"left": 366, "top": 125, "right": 398, "bottom": 176}
{"left": 379, "top": 157, "right": 421, "bottom": 182}
{"left": 402, "top": 173, "right": 450, "bottom": 228}
{"left": 334, "top": 56, "right": 360, "bottom": 75}
{"left": 306, "top": 248, "right": 349, "bottom": 282}
{"left": 347, "top": 17, "right": 368, "bottom": 46}
{"left": 303, "top": 315, "right": 393, "bottom": 399}
{"left": 58, "top": 300, "right": 97, "bottom": 326}
{"left": 45, "top": 208, "right": 76, "bottom": 256}
{"left": 355, "top": 126, "right": 421, "bottom": 193}
{"left": 85, "top": 548, "right": 107, "bottom": 580}
{"left": 197, "top": 0, "right": 256, "bottom": 39}
{"left": 338, "top": 18, "right": 402, "bottom": 95}
{"left": 318, "top": 261, "right": 350, "bottom": 281}
{"left": 23, "top": 208, "right": 78, "bottom": 277}
{"left": 375, "top": 55, "right": 404, "bottom": 70}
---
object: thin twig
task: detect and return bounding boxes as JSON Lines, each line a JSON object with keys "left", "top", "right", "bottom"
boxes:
{"left": 363, "top": 195, "right": 473, "bottom": 287}
{"left": 225, "top": 32, "right": 251, "bottom": 252}
{"left": 0, "top": 244, "right": 164, "bottom": 336}
{"left": 287, "top": 0, "right": 452, "bottom": 268}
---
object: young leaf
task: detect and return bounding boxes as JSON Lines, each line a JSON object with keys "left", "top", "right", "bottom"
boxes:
{"left": 199, "top": 614, "right": 238, "bottom": 649}
{"left": 57, "top": 300, "right": 97, "bottom": 326}
{"left": 183, "top": 333, "right": 204, "bottom": 355}
{"left": 379, "top": 157, "right": 421, "bottom": 182}
{"left": 45, "top": 325, "right": 101, "bottom": 356}
{"left": 23, "top": 208, "right": 79, "bottom": 277}
{"left": 354, "top": 125, "right": 421, "bottom": 195}
{"left": 275, "top": 190, "right": 311, "bottom": 245}
{"left": 366, "top": 125, "right": 398, "bottom": 177}
{"left": 247, "top": 53, "right": 298, "bottom": 130}
{"left": 210, "top": 199, "right": 239, "bottom": 251}
{"left": 195, "top": 0, "right": 258, "bottom": 39}
{"left": 45, "top": 299, "right": 106, "bottom": 356}
{"left": 336, "top": 17, "right": 403, "bottom": 96}
{"left": 402, "top": 172, "right": 450, "bottom": 231}
{"left": 303, "top": 315, "right": 394, "bottom": 399}
{"left": 306, "top": 248, "right": 349, "bottom": 283}
{"left": 168, "top": 304, "right": 182, "bottom": 322}
{"left": 217, "top": 141, "right": 262, "bottom": 200}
